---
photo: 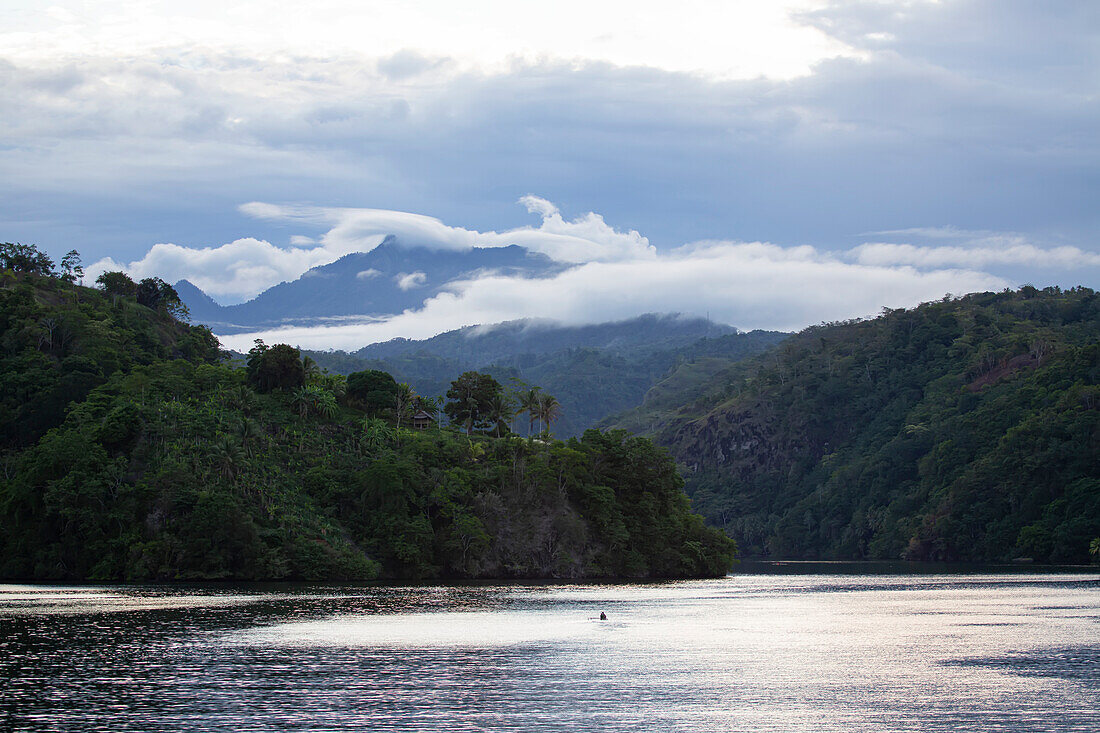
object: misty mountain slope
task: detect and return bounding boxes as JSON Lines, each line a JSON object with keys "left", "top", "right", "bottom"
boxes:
{"left": 176, "top": 240, "right": 563, "bottom": 333}
{"left": 354, "top": 313, "right": 737, "bottom": 363}
{"left": 603, "top": 287, "right": 1100, "bottom": 563}
{"left": 305, "top": 316, "right": 788, "bottom": 437}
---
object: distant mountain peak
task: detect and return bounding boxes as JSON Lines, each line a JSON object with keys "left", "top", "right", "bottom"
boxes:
{"left": 176, "top": 242, "right": 565, "bottom": 335}
{"left": 173, "top": 279, "right": 222, "bottom": 320}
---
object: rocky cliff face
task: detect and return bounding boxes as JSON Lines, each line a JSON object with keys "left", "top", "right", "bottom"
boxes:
{"left": 672, "top": 399, "right": 788, "bottom": 478}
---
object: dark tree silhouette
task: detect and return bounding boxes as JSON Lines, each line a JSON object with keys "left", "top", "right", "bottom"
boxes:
{"left": 0, "top": 242, "right": 54, "bottom": 275}
{"left": 135, "top": 277, "right": 188, "bottom": 318}
{"left": 246, "top": 340, "right": 306, "bottom": 392}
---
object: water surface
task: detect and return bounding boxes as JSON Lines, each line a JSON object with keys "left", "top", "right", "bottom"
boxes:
{"left": 2, "top": 570, "right": 1097, "bottom": 731}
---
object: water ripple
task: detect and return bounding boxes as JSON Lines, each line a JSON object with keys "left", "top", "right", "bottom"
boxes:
{"left": 1, "top": 573, "right": 1098, "bottom": 732}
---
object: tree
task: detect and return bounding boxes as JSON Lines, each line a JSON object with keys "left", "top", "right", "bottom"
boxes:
{"left": 237, "top": 418, "right": 260, "bottom": 459}
{"left": 360, "top": 417, "right": 394, "bottom": 452}
{"left": 95, "top": 271, "right": 137, "bottom": 299}
{"left": 536, "top": 393, "right": 561, "bottom": 436}
{"left": 211, "top": 435, "right": 244, "bottom": 480}
{"left": 519, "top": 387, "right": 542, "bottom": 436}
{"left": 444, "top": 371, "right": 504, "bottom": 435}
{"left": 314, "top": 389, "right": 339, "bottom": 419}
{"left": 136, "top": 277, "right": 188, "bottom": 318}
{"left": 246, "top": 341, "right": 306, "bottom": 392}
{"left": 347, "top": 369, "right": 399, "bottom": 415}
{"left": 394, "top": 382, "right": 416, "bottom": 431}
{"left": 322, "top": 373, "right": 347, "bottom": 401}
{"left": 485, "top": 393, "right": 516, "bottom": 438}
{"left": 0, "top": 242, "right": 54, "bottom": 275}
{"left": 291, "top": 386, "right": 313, "bottom": 418}
{"left": 414, "top": 395, "right": 443, "bottom": 420}
{"left": 59, "top": 250, "right": 84, "bottom": 284}
{"left": 302, "top": 355, "right": 321, "bottom": 384}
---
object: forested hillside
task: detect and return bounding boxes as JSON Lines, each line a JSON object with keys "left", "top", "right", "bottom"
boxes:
{"left": 608, "top": 287, "right": 1100, "bottom": 564}
{"left": 305, "top": 317, "right": 787, "bottom": 438}
{"left": 0, "top": 246, "right": 735, "bottom": 581}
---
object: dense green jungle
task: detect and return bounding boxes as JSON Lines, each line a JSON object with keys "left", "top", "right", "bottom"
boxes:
{"left": 0, "top": 245, "right": 735, "bottom": 581}
{"left": 608, "top": 287, "right": 1100, "bottom": 564}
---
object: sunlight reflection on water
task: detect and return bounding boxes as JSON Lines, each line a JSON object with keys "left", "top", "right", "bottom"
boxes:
{"left": 1, "top": 572, "right": 1097, "bottom": 731}
{"left": 234, "top": 609, "right": 599, "bottom": 647}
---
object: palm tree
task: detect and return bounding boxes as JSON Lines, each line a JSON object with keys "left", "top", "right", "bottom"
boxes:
{"left": 231, "top": 385, "right": 255, "bottom": 413}
{"left": 536, "top": 394, "right": 561, "bottom": 436}
{"left": 212, "top": 435, "right": 244, "bottom": 480}
{"left": 302, "top": 355, "right": 321, "bottom": 384}
{"left": 328, "top": 374, "right": 347, "bottom": 401}
{"left": 237, "top": 418, "right": 260, "bottom": 458}
{"left": 519, "top": 387, "right": 542, "bottom": 436}
{"left": 486, "top": 393, "right": 515, "bottom": 438}
{"left": 416, "top": 394, "right": 442, "bottom": 419}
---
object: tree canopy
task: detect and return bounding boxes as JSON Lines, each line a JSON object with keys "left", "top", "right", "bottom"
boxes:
{"left": 135, "top": 277, "right": 188, "bottom": 318}
{"left": 445, "top": 371, "right": 505, "bottom": 434}
{"left": 347, "top": 369, "right": 400, "bottom": 414}
{"left": 0, "top": 242, "right": 54, "bottom": 275}
{"left": 96, "top": 271, "right": 137, "bottom": 297}
{"left": 246, "top": 340, "right": 306, "bottom": 393}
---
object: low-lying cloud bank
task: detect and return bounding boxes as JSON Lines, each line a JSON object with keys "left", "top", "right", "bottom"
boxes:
{"left": 215, "top": 242, "right": 1009, "bottom": 352}
{"left": 93, "top": 197, "right": 1098, "bottom": 352}
{"left": 851, "top": 241, "right": 1100, "bottom": 270}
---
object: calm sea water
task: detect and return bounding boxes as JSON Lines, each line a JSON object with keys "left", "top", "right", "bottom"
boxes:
{"left": 1, "top": 566, "right": 1097, "bottom": 731}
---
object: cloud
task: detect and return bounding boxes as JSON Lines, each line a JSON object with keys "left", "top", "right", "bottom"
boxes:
{"left": 244, "top": 198, "right": 656, "bottom": 265}
{"left": 394, "top": 271, "right": 427, "bottom": 290}
{"left": 0, "top": 1, "right": 852, "bottom": 80}
{"left": 84, "top": 197, "right": 655, "bottom": 301}
{"left": 216, "top": 239, "right": 1008, "bottom": 352}
{"left": 95, "top": 197, "right": 1082, "bottom": 341}
{"left": 3, "top": 1, "right": 1099, "bottom": 271}
{"left": 797, "top": 0, "right": 1100, "bottom": 93}
{"left": 851, "top": 242, "right": 1100, "bottom": 269}
{"left": 355, "top": 268, "right": 381, "bottom": 280}
{"left": 3, "top": 0, "right": 1098, "bottom": 334}
{"left": 849, "top": 226, "right": 1100, "bottom": 269}
{"left": 85, "top": 237, "right": 334, "bottom": 302}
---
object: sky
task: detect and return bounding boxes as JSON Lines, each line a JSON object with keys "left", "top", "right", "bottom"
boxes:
{"left": 2, "top": 1, "right": 1098, "bottom": 347}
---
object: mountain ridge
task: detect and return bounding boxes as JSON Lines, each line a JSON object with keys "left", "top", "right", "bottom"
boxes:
{"left": 304, "top": 314, "right": 788, "bottom": 438}
{"left": 176, "top": 239, "right": 564, "bottom": 334}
